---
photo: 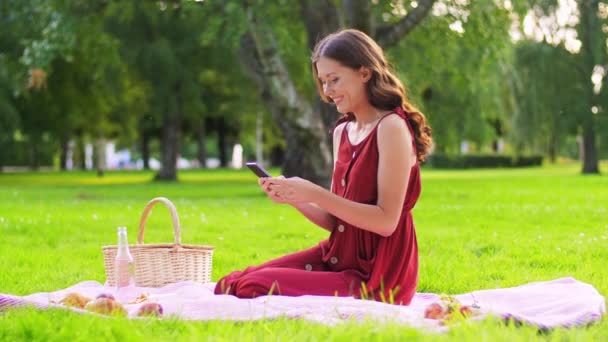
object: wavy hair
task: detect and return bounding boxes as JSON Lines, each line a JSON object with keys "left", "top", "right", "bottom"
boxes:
{"left": 311, "top": 29, "right": 432, "bottom": 162}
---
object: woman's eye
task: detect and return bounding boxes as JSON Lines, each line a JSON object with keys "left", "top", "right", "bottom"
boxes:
{"left": 320, "top": 78, "right": 338, "bottom": 86}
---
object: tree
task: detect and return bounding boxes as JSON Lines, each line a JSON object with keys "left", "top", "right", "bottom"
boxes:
{"left": 386, "top": 1, "right": 514, "bottom": 154}
{"left": 239, "top": 0, "right": 437, "bottom": 186}
{"left": 1, "top": 0, "right": 133, "bottom": 171}
{"left": 513, "top": 42, "right": 582, "bottom": 160}
{"left": 105, "top": 1, "right": 211, "bottom": 180}
{"left": 185, "top": 3, "right": 258, "bottom": 169}
{"left": 512, "top": 0, "right": 603, "bottom": 173}
{"left": 0, "top": 0, "right": 61, "bottom": 170}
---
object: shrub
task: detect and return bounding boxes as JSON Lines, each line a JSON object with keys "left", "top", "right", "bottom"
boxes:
{"left": 425, "top": 154, "right": 543, "bottom": 169}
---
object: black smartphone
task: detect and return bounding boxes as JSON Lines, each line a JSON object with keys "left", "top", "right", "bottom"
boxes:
{"left": 246, "top": 162, "right": 271, "bottom": 178}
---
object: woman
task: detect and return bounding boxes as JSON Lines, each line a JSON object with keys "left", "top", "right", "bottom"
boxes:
{"left": 214, "top": 29, "right": 432, "bottom": 305}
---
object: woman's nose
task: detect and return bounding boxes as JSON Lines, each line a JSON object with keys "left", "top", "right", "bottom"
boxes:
{"left": 323, "top": 83, "right": 332, "bottom": 97}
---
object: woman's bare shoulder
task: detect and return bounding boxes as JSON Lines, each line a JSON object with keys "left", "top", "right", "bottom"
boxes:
{"left": 377, "top": 113, "right": 413, "bottom": 157}
{"left": 377, "top": 113, "right": 409, "bottom": 136}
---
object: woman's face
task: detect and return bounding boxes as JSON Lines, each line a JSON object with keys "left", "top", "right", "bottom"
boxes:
{"left": 316, "top": 56, "right": 369, "bottom": 114}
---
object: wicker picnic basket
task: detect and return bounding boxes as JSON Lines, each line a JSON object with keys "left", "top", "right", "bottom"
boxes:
{"left": 102, "top": 197, "right": 214, "bottom": 287}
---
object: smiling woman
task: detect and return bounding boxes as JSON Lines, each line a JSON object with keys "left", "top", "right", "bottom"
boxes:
{"left": 312, "top": 29, "right": 432, "bottom": 161}
{"left": 214, "top": 29, "right": 432, "bottom": 305}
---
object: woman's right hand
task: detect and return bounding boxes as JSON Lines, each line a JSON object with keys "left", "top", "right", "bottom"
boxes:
{"left": 259, "top": 176, "right": 290, "bottom": 204}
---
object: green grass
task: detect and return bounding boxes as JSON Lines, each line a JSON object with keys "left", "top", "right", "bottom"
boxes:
{"left": 1, "top": 163, "right": 607, "bottom": 341}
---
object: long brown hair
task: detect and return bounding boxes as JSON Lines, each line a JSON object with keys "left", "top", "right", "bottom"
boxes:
{"left": 311, "top": 29, "right": 432, "bottom": 162}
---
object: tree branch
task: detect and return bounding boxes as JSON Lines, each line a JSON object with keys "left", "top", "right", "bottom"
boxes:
{"left": 375, "top": 0, "right": 437, "bottom": 48}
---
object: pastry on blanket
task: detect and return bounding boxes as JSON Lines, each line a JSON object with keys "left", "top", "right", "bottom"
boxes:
{"left": 136, "top": 302, "right": 163, "bottom": 317}
{"left": 128, "top": 292, "right": 149, "bottom": 304}
{"left": 85, "top": 297, "right": 127, "bottom": 316}
{"left": 424, "top": 302, "right": 447, "bottom": 319}
{"left": 59, "top": 293, "right": 92, "bottom": 309}
{"left": 424, "top": 295, "right": 481, "bottom": 323}
{"left": 96, "top": 293, "right": 115, "bottom": 301}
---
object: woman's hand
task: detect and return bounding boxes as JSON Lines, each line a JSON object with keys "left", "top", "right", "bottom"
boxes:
{"left": 259, "top": 176, "right": 291, "bottom": 204}
{"left": 265, "top": 177, "right": 320, "bottom": 204}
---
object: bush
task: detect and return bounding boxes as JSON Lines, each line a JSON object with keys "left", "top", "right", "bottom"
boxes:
{"left": 425, "top": 154, "right": 543, "bottom": 169}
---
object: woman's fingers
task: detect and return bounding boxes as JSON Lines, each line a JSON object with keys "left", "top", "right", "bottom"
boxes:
{"left": 259, "top": 177, "right": 271, "bottom": 188}
{"left": 257, "top": 176, "right": 294, "bottom": 204}
{"left": 260, "top": 177, "right": 274, "bottom": 192}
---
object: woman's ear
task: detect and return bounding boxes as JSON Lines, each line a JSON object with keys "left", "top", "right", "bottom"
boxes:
{"left": 359, "top": 67, "right": 372, "bottom": 83}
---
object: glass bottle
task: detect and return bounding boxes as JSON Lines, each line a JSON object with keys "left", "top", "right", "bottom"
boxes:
{"left": 115, "top": 226, "right": 135, "bottom": 301}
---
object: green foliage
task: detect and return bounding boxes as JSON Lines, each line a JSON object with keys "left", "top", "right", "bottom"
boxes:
{"left": 0, "top": 0, "right": 137, "bottom": 168}
{"left": 510, "top": 0, "right": 560, "bottom": 16}
{"left": 0, "top": 56, "right": 20, "bottom": 134}
{"left": 251, "top": 1, "right": 314, "bottom": 98}
{"left": 391, "top": 1, "right": 514, "bottom": 153}
{"left": 0, "top": 138, "right": 56, "bottom": 167}
{"left": 103, "top": 0, "right": 266, "bottom": 166}
{"left": 1, "top": 0, "right": 606, "bottom": 172}
{"left": 512, "top": 41, "right": 583, "bottom": 155}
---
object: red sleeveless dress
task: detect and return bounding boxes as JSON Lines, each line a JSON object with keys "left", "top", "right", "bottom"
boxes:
{"left": 214, "top": 108, "right": 421, "bottom": 305}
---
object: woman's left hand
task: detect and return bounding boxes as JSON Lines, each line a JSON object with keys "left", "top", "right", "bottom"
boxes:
{"left": 267, "top": 177, "right": 320, "bottom": 204}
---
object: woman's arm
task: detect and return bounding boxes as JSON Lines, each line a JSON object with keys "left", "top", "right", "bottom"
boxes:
{"left": 290, "top": 202, "right": 336, "bottom": 232}
{"left": 269, "top": 115, "right": 414, "bottom": 237}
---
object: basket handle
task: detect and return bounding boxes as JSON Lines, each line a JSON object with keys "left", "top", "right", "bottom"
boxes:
{"left": 138, "top": 197, "right": 181, "bottom": 245}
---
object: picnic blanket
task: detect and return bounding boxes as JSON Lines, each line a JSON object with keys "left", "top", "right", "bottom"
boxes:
{"left": 0, "top": 277, "right": 604, "bottom": 332}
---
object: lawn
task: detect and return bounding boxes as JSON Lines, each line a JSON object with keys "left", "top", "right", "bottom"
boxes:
{"left": 0, "top": 163, "right": 607, "bottom": 341}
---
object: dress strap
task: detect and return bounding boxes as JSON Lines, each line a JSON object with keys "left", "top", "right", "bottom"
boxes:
{"left": 331, "top": 114, "right": 354, "bottom": 135}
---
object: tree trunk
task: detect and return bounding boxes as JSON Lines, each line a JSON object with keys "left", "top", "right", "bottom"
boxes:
{"left": 343, "top": 0, "right": 374, "bottom": 34}
{"left": 548, "top": 133, "right": 557, "bottom": 163}
{"left": 578, "top": 0, "right": 601, "bottom": 174}
{"left": 77, "top": 135, "right": 86, "bottom": 170}
{"left": 217, "top": 117, "right": 227, "bottom": 167}
{"left": 239, "top": 28, "right": 332, "bottom": 186}
{"left": 60, "top": 136, "right": 69, "bottom": 171}
{"left": 301, "top": 1, "right": 343, "bottom": 158}
{"left": 270, "top": 145, "right": 284, "bottom": 167}
{"left": 256, "top": 111, "right": 263, "bottom": 163}
{"left": 29, "top": 138, "right": 40, "bottom": 170}
{"left": 156, "top": 4, "right": 183, "bottom": 180}
{"left": 582, "top": 116, "right": 599, "bottom": 173}
{"left": 141, "top": 129, "right": 150, "bottom": 170}
{"left": 96, "top": 137, "right": 106, "bottom": 177}
{"left": 0, "top": 139, "right": 4, "bottom": 171}
{"left": 196, "top": 118, "right": 207, "bottom": 168}
{"left": 156, "top": 83, "right": 181, "bottom": 181}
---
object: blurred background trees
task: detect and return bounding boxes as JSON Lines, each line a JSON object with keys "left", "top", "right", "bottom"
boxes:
{"left": 1, "top": 0, "right": 606, "bottom": 181}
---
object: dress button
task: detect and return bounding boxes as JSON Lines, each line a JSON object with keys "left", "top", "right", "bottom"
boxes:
{"left": 330, "top": 256, "right": 338, "bottom": 264}
{"left": 337, "top": 224, "right": 345, "bottom": 232}
{"left": 352, "top": 151, "right": 356, "bottom": 158}
{"left": 305, "top": 264, "right": 312, "bottom": 271}
{"left": 341, "top": 179, "right": 345, "bottom": 187}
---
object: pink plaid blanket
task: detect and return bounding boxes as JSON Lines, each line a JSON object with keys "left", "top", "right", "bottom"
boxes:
{"left": 1, "top": 277, "right": 604, "bottom": 331}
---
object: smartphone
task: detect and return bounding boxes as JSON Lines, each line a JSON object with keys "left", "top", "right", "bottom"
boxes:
{"left": 246, "top": 162, "right": 271, "bottom": 178}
